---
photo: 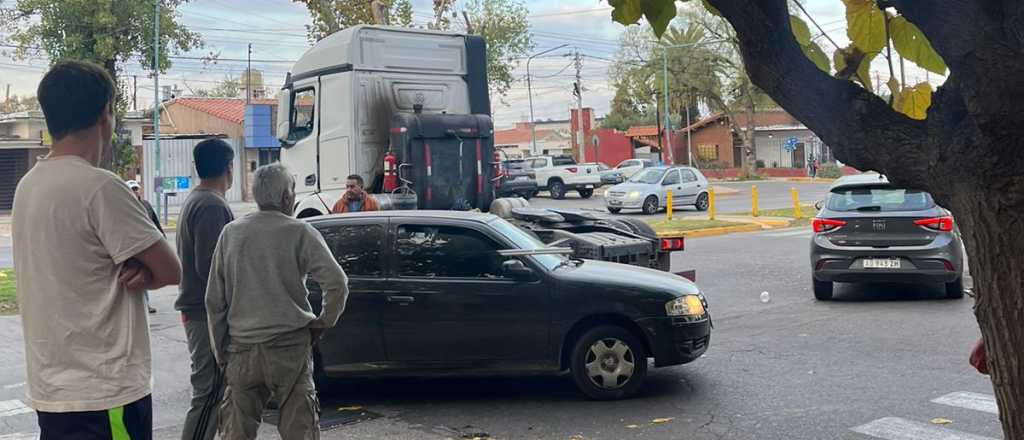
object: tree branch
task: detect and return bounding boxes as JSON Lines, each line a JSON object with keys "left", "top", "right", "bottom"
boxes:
{"left": 706, "top": 0, "right": 931, "bottom": 181}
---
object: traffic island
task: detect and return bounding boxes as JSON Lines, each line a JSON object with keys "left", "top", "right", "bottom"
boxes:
{"left": 645, "top": 218, "right": 763, "bottom": 238}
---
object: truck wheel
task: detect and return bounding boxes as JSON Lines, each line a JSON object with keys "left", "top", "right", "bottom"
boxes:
{"left": 945, "top": 277, "right": 965, "bottom": 299}
{"left": 813, "top": 280, "right": 834, "bottom": 300}
{"left": 614, "top": 218, "right": 658, "bottom": 241}
{"left": 570, "top": 325, "right": 647, "bottom": 400}
{"left": 607, "top": 207, "right": 622, "bottom": 214}
{"left": 641, "top": 196, "right": 659, "bottom": 215}
{"left": 578, "top": 189, "right": 594, "bottom": 199}
{"left": 550, "top": 181, "right": 567, "bottom": 200}
{"left": 695, "top": 193, "right": 710, "bottom": 211}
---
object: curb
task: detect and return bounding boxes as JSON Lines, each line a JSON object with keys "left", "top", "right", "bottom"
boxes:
{"left": 781, "top": 177, "right": 836, "bottom": 183}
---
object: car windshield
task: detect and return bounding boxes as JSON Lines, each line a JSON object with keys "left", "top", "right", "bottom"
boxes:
{"left": 488, "top": 218, "right": 567, "bottom": 270}
{"left": 826, "top": 186, "right": 936, "bottom": 212}
{"left": 629, "top": 168, "right": 666, "bottom": 184}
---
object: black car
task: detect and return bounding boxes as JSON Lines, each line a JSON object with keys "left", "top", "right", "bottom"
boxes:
{"left": 306, "top": 211, "right": 711, "bottom": 400}
{"left": 496, "top": 159, "right": 539, "bottom": 199}
{"left": 810, "top": 174, "right": 965, "bottom": 300}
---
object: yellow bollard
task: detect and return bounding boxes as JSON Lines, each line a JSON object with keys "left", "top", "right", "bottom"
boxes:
{"left": 791, "top": 187, "right": 802, "bottom": 219}
{"left": 751, "top": 185, "right": 759, "bottom": 217}
{"left": 666, "top": 189, "right": 673, "bottom": 221}
{"left": 708, "top": 187, "right": 716, "bottom": 220}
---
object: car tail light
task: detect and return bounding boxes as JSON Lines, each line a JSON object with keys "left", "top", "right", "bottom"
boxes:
{"left": 661, "top": 237, "right": 685, "bottom": 251}
{"left": 566, "top": 167, "right": 578, "bottom": 173}
{"left": 812, "top": 218, "right": 846, "bottom": 233}
{"left": 942, "top": 260, "right": 956, "bottom": 271}
{"left": 914, "top": 216, "right": 954, "bottom": 232}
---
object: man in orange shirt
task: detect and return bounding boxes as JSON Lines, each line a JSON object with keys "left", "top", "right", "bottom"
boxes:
{"left": 332, "top": 174, "right": 381, "bottom": 213}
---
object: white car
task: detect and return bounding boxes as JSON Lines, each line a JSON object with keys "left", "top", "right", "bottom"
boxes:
{"left": 525, "top": 156, "right": 602, "bottom": 199}
{"left": 604, "top": 166, "right": 711, "bottom": 215}
{"left": 614, "top": 158, "right": 655, "bottom": 179}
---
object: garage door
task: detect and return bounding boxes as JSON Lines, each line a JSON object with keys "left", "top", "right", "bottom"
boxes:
{"left": 0, "top": 150, "right": 28, "bottom": 211}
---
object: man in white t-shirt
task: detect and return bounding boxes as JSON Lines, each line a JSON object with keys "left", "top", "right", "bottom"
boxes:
{"left": 12, "top": 61, "right": 182, "bottom": 439}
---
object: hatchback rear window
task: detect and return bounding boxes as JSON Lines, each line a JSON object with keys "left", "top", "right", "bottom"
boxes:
{"left": 826, "top": 186, "right": 935, "bottom": 212}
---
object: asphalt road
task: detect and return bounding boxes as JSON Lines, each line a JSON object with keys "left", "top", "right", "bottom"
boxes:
{"left": 0, "top": 223, "right": 999, "bottom": 440}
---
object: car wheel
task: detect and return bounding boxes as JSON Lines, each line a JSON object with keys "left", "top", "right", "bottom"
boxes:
{"left": 607, "top": 207, "right": 622, "bottom": 214}
{"left": 695, "top": 193, "right": 709, "bottom": 212}
{"left": 945, "top": 278, "right": 965, "bottom": 299}
{"left": 641, "top": 196, "right": 659, "bottom": 215}
{"left": 570, "top": 325, "right": 648, "bottom": 400}
{"left": 813, "top": 279, "right": 834, "bottom": 300}
{"left": 550, "top": 181, "right": 566, "bottom": 200}
{"left": 578, "top": 189, "right": 594, "bottom": 199}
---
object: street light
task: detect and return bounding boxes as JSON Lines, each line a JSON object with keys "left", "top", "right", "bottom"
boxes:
{"left": 660, "top": 39, "right": 729, "bottom": 165}
{"left": 527, "top": 44, "right": 569, "bottom": 156}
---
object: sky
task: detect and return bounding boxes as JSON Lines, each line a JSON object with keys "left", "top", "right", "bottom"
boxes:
{"left": 0, "top": 0, "right": 946, "bottom": 128}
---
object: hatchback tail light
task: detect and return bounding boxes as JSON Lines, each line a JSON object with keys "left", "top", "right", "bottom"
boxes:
{"left": 566, "top": 167, "right": 578, "bottom": 173}
{"left": 812, "top": 218, "right": 846, "bottom": 233}
{"left": 914, "top": 216, "right": 954, "bottom": 232}
{"left": 660, "top": 237, "right": 685, "bottom": 251}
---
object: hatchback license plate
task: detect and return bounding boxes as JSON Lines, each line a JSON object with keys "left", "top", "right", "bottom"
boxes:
{"left": 863, "top": 258, "right": 900, "bottom": 269}
{"left": 608, "top": 200, "right": 621, "bottom": 206}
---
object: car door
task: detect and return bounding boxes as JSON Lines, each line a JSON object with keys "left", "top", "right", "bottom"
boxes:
{"left": 309, "top": 219, "right": 389, "bottom": 370}
{"left": 660, "top": 169, "right": 683, "bottom": 206}
{"left": 679, "top": 169, "right": 703, "bottom": 204}
{"left": 531, "top": 158, "right": 552, "bottom": 187}
{"left": 380, "top": 220, "right": 552, "bottom": 363}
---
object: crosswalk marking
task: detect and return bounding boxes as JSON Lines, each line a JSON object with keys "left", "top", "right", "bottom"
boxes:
{"left": 851, "top": 417, "right": 998, "bottom": 440}
{"left": 931, "top": 392, "right": 999, "bottom": 415}
{"left": 0, "top": 400, "right": 32, "bottom": 417}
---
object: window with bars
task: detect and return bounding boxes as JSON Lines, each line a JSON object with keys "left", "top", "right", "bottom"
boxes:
{"left": 697, "top": 144, "right": 719, "bottom": 161}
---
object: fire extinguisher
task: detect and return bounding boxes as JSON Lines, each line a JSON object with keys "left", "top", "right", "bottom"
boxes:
{"left": 383, "top": 150, "right": 398, "bottom": 192}
{"left": 492, "top": 151, "right": 504, "bottom": 187}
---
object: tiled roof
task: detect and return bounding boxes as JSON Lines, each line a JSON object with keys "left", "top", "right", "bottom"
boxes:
{"left": 167, "top": 97, "right": 277, "bottom": 124}
{"left": 624, "top": 125, "right": 659, "bottom": 137}
{"left": 494, "top": 126, "right": 561, "bottom": 145}
{"left": 680, "top": 112, "right": 726, "bottom": 133}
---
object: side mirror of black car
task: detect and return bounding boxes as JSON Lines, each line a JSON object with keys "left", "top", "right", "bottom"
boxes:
{"left": 814, "top": 200, "right": 824, "bottom": 210}
{"left": 502, "top": 260, "right": 534, "bottom": 280}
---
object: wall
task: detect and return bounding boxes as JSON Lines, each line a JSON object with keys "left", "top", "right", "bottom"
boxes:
{"left": 588, "top": 129, "right": 632, "bottom": 166}
{"left": 142, "top": 138, "right": 244, "bottom": 206}
{"left": 672, "top": 120, "right": 734, "bottom": 167}
{"left": 753, "top": 129, "right": 823, "bottom": 168}
{"left": 160, "top": 103, "right": 242, "bottom": 137}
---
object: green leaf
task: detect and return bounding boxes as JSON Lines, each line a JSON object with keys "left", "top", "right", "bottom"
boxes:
{"left": 701, "top": 0, "right": 722, "bottom": 17}
{"left": 897, "top": 82, "right": 932, "bottom": 120}
{"left": 889, "top": 16, "right": 947, "bottom": 75}
{"left": 609, "top": 0, "right": 643, "bottom": 26}
{"left": 855, "top": 52, "right": 875, "bottom": 91}
{"left": 643, "top": 0, "right": 679, "bottom": 38}
{"left": 801, "top": 42, "right": 830, "bottom": 73}
{"left": 833, "top": 45, "right": 875, "bottom": 91}
{"left": 790, "top": 15, "right": 812, "bottom": 46}
{"left": 842, "top": 0, "right": 886, "bottom": 53}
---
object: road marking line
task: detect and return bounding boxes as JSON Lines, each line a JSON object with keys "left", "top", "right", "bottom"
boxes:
{"left": 0, "top": 400, "right": 33, "bottom": 417}
{"left": 931, "top": 392, "right": 999, "bottom": 415}
{"left": 851, "top": 417, "right": 997, "bottom": 440}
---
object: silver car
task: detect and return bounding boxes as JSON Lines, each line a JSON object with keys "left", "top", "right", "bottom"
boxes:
{"left": 603, "top": 166, "right": 711, "bottom": 215}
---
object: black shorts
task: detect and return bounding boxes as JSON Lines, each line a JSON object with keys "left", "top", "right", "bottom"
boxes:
{"left": 36, "top": 395, "right": 151, "bottom": 440}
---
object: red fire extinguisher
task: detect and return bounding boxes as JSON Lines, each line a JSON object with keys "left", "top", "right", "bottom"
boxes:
{"left": 383, "top": 150, "right": 398, "bottom": 192}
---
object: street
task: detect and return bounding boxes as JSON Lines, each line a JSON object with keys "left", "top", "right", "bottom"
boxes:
{"left": 0, "top": 212, "right": 999, "bottom": 439}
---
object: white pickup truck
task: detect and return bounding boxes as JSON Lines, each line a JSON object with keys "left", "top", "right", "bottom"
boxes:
{"left": 524, "top": 156, "right": 602, "bottom": 199}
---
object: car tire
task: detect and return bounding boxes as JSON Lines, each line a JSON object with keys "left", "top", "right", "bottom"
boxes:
{"left": 695, "top": 193, "right": 709, "bottom": 212}
{"left": 550, "top": 181, "right": 567, "bottom": 200}
{"left": 578, "top": 189, "right": 594, "bottom": 199}
{"left": 607, "top": 207, "right": 622, "bottom": 214}
{"left": 641, "top": 196, "right": 659, "bottom": 215}
{"left": 945, "top": 278, "right": 965, "bottom": 299}
{"left": 813, "top": 279, "right": 834, "bottom": 300}
{"left": 570, "top": 325, "right": 648, "bottom": 400}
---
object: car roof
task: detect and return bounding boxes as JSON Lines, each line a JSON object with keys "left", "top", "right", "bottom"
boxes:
{"left": 829, "top": 173, "right": 889, "bottom": 191}
{"left": 644, "top": 165, "right": 696, "bottom": 172}
{"left": 305, "top": 210, "right": 498, "bottom": 225}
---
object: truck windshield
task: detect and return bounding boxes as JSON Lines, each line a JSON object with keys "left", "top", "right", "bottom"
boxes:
{"left": 488, "top": 218, "right": 567, "bottom": 270}
{"left": 629, "top": 168, "right": 666, "bottom": 184}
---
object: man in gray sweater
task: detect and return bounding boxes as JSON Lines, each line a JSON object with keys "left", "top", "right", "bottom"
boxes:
{"left": 206, "top": 164, "right": 349, "bottom": 440}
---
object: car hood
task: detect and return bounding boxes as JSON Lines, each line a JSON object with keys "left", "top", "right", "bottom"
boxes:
{"left": 610, "top": 182, "right": 657, "bottom": 193}
{"left": 554, "top": 259, "right": 700, "bottom": 298}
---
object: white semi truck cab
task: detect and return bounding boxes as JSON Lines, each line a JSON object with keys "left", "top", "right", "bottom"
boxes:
{"left": 276, "top": 25, "right": 493, "bottom": 217}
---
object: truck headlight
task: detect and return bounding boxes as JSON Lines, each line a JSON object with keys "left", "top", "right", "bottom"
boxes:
{"left": 666, "top": 295, "right": 706, "bottom": 317}
{"left": 628, "top": 191, "right": 641, "bottom": 199}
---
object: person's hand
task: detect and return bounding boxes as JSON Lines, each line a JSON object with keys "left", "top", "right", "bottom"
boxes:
{"left": 970, "top": 338, "right": 988, "bottom": 375}
{"left": 309, "top": 319, "right": 327, "bottom": 345}
{"left": 119, "top": 259, "right": 152, "bottom": 290}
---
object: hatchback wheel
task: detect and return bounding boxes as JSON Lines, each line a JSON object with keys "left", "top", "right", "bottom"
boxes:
{"left": 813, "top": 279, "right": 834, "bottom": 300}
{"left": 641, "top": 196, "right": 659, "bottom": 215}
{"left": 945, "top": 277, "right": 965, "bottom": 299}
{"left": 695, "top": 193, "right": 709, "bottom": 211}
{"left": 549, "top": 181, "right": 567, "bottom": 200}
{"left": 570, "top": 325, "right": 647, "bottom": 400}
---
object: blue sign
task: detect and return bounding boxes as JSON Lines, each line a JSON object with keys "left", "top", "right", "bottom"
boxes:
{"left": 176, "top": 176, "right": 190, "bottom": 190}
{"left": 783, "top": 136, "right": 799, "bottom": 152}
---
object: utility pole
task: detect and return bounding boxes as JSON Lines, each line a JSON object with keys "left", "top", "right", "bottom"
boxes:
{"left": 3, "top": 84, "right": 9, "bottom": 113}
{"left": 132, "top": 75, "right": 138, "bottom": 111}
{"left": 573, "top": 50, "right": 584, "bottom": 162}
{"left": 153, "top": 0, "right": 163, "bottom": 223}
{"left": 685, "top": 96, "right": 693, "bottom": 166}
{"left": 246, "top": 43, "right": 252, "bottom": 104}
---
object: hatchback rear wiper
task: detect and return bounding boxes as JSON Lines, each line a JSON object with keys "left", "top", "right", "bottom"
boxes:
{"left": 855, "top": 205, "right": 882, "bottom": 211}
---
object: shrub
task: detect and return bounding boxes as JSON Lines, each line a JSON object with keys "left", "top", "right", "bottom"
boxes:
{"left": 817, "top": 163, "right": 842, "bottom": 178}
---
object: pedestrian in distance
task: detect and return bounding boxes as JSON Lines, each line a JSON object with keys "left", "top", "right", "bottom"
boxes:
{"left": 127, "top": 180, "right": 163, "bottom": 314}
{"left": 206, "top": 163, "right": 349, "bottom": 440}
{"left": 12, "top": 60, "right": 182, "bottom": 440}
{"left": 175, "top": 138, "right": 236, "bottom": 440}
{"left": 331, "top": 174, "right": 380, "bottom": 213}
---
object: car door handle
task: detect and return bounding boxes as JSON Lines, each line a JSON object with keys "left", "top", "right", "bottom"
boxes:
{"left": 387, "top": 295, "right": 416, "bottom": 304}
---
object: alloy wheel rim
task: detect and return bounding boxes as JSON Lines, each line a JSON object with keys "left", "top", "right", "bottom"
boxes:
{"left": 584, "top": 338, "right": 635, "bottom": 390}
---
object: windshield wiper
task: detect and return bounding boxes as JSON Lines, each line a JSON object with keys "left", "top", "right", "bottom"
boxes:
{"left": 855, "top": 205, "right": 883, "bottom": 211}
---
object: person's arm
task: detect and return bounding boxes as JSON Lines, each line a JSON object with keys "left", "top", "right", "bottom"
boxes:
{"left": 302, "top": 225, "right": 349, "bottom": 329}
{"left": 204, "top": 234, "right": 230, "bottom": 367}
{"left": 331, "top": 196, "right": 346, "bottom": 214}
{"left": 193, "top": 205, "right": 233, "bottom": 287}
{"left": 119, "top": 240, "right": 180, "bottom": 289}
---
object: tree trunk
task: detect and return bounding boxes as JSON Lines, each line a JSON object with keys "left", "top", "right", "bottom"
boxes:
{"left": 742, "top": 80, "right": 757, "bottom": 175}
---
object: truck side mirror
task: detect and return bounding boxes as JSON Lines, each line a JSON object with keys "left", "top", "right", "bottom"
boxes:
{"left": 276, "top": 90, "right": 292, "bottom": 145}
{"left": 502, "top": 259, "right": 534, "bottom": 280}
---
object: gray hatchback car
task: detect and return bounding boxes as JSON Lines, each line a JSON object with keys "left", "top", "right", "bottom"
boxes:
{"left": 810, "top": 174, "right": 965, "bottom": 300}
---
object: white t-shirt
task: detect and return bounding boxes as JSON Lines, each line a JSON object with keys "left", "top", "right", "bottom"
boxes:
{"left": 12, "top": 155, "right": 164, "bottom": 412}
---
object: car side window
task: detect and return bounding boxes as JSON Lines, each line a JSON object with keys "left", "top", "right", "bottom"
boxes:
{"left": 618, "top": 160, "right": 635, "bottom": 169}
{"left": 317, "top": 223, "right": 385, "bottom": 277}
{"left": 662, "top": 170, "right": 681, "bottom": 185}
{"left": 531, "top": 159, "right": 548, "bottom": 169}
{"left": 395, "top": 225, "right": 507, "bottom": 279}
{"left": 681, "top": 170, "right": 698, "bottom": 182}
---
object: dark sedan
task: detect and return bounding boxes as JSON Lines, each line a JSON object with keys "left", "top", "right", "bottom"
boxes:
{"left": 305, "top": 210, "right": 711, "bottom": 400}
{"left": 810, "top": 174, "right": 965, "bottom": 300}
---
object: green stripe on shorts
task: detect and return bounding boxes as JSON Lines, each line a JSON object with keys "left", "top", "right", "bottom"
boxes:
{"left": 108, "top": 406, "right": 130, "bottom": 440}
